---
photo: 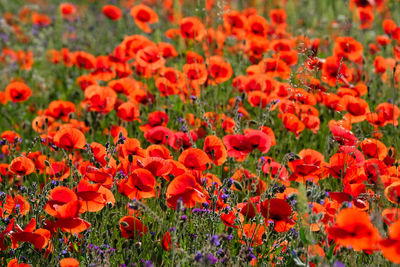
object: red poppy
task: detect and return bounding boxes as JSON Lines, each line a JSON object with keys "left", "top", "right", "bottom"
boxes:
{"left": 144, "top": 126, "right": 173, "bottom": 145}
{"left": 130, "top": 4, "right": 158, "bottom": 33}
{"left": 7, "top": 259, "right": 31, "bottom": 267}
{"left": 84, "top": 85, "right": 117, "bottom": 114}
{"left": 333, "top": 36, "right": 363, "bottom": 61}
{"left": 102, "top": 5, "right": 122, "bottom": 21}
{"left": 136, "top": 45, "right": 165, "bottom": 71}
{"left": 289, "top": 149, "right": 325, "bottom": 183}
{"left": 341, "top": 95, "right": 370, "bottom": 123}
{"left": 76, "top": 179, "right": 108, "bottom": 213}
{"left": 139, "top": 111, "right": 168, "bottom": 132}
{"left": 380, "top": 220, "right": 400, "bottom": 264}
{"left": 166, "top": 173, "right": 206, "bottom": 209}
{"left": 385, "top": 181, "right": 400, "bottom": 204}
{"left": 10, "top": 218, "right": 50, "bottom": 250}
{"left": 60, "top": 258, "right": 79, "bottom": 267}
{"left": 281, "top": 113, "right": 305, "bottom": 137}
{"left": 118, "top": 168, "right": 156, "bottom": 200}
{"left": 206, "top": 56, "right": 233, "bottom": 85}
{"left": 53, "top": 127, "right": 86, "bottom": 150}
{"left": 5, "top": 81, "right": 32, "bottom": 103}
{"left": 203, "top": 135, "right": 227, "bottom": 166}
{"left": 119, "top": 216, "right": 147, "bottom": 239}
{"left": 117, "top": 102, "right": 140, "bottom": 122}
{"left": 329, "top": 125, "right": 359, "bottom": 146}
{"left": 178, "top": 148, "right": 211, "bottom": 172}
{"left": 223, "top": 134, "right": 252, "bottom": 161}
{"left": 327, "top": 208, "right": 380, "bottom": 251}
{"left": 179, "top": 17, "right": 206, "bottom": 41}
{"left": 9, "top": 157, "right": 35, "bottom": 176}
{"left": 260, "top": 198, "right": 294, "bottom": 232}
{"left": 321, "top": 56, "right": 350, "bottom": 87}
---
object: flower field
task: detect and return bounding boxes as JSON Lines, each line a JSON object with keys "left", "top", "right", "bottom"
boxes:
{"left": 1, "top": 0, "right": 400, "bottom": 266}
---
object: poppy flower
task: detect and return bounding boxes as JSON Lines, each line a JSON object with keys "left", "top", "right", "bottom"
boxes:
{"left": 244, "top": 129, "right": 271, "bottom": 153}
{"left": 10, "top": 218, "right": 50, "bottom": 250}
{"left": 380, "top": 220, "right": 400, "bottom": 264}
{"left": 270, "top": 9, "right": 287, "bottom": 25}
{"left": 375, "top": 102, "right": 400, "bottom": 127}
{"left": 223, "top": 10, "right": 247, "bottom": 39}
{"left": 260, "top": 198, "right": 295, "bottom": 232}
{"left": 246, "top": 15, "right": 268, "bottom": 38}
{"left": 74, "top": 51, "right": 96, "bottom": 70}
{"left": 206, "top": 56, "right": 233, "bottom": 85}
{"left": 9, "top": 157, "right": 35, "bottom": 176}
{"left": 223, "top": 134, "right": 252, "bottom": 161}
{"left": 139, "top": 111, "right": 168, "bottom": 132}
{"left": 333, "top": 36, "right": 363, "bottom": 61}
{"left": 178, "top": 148, "right": 211, "bottom": 172}
{"left": 183, "top": 63, "right": 208, "bottom": 88}
{"left": 130, "top": 4, "right": 158, "bottom": 33}
{"left": 329, "top": 125, "right": 359, "bottom": 146}
{"left": 385, "top": 181, "right": 400, "bottom": 204}
{"left": 54, "top": 200, "right": 91, "bottom": 234}
{"left": 117, "top": 102, "right": 140, "bottom": 122}
{"left": 1, "top": 194, "right": 31, "bottom": 217}
{"left": 327, "top": 153, "right": 357, "bottom": 179}
{"left": 136, "top": 45, "right": 165, "bottom": 71}
{"left": 53, "top": 127, "right": 86, "bottom": 150}
{"left": 169, "top": 131, "right": 198, "bottom": 150}
{"left": 60, "top": 3, "right": 76, "bottom": 16}
{"left": 118, "top": 138, "right": 145, "bottom": 159}
{"left": 7, "top": 259, "right": 31, "bottom": 267}
{"left": 179, "top": 17, "right": 206, "bottom": 41}
{"left": 321, "top": 56, "right": 350, "bottom": 87}
{"left": 44, "top": 187, "right": 77, "bottom": 217}
{"left": 341, "top": 95, "right": 370, "bottom": 123}
{"left": 46, "top": 100, "right": 75, "bottom": 120}
{"left": 102, "top": 5, "right": 122, "bottom": 21}
{"left": 257, "top": 58, "right": 291, "bottom": 79}
{"left": 141, "top": 157, "right": 173, "bottom": 178}
{"left": 119, "top": 216, "right": 147, "bottom": 239}
{"left": 281, "top": 113, "right": 305, "bottom": 137}
{"left": 5, "top": 81, "right": 32, "bottom": 103}
{"left": 32, "top": 12, "right": 52, "bottom": 27}
{"left": 84, "top": 85, "right": 117, "bottom": 114}
{"left": 203, "top": 135, "right": 227, "bottom": 166}
{"left": 45, "top": 161, "right": 70, "bottom": 181}
{"left": 360, "top": 138, "right": 388, "bottom": 160}
{"left": 60, "top": 258, "right": 79, "bottom": 267}
{"left": 327, "top": 208, "right": 380, "bottom": 251}
{"left": 0, "top": 218, "right": 15, "bottom": 251}
{"left": 118, "top": 168, "right": 156, "bottom": 200}
{"left": 144, "top": 126, "right": 173, "bottom": 145}
{"left": 288, "top": 149, "right": 324, "bottom": 183}
{"left": 76, "top": 179, "right": 108, "bottom": 213}
{"left": 166, "top": 173, "right": 206, "bottom": 209}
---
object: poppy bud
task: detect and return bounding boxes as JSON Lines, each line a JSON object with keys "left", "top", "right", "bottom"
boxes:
{"left": 233, "top": 180, "right": 243, "bottom": 191}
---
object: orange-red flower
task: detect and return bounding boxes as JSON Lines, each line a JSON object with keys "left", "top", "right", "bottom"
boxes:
{"left": 5, "top": 81, "right": 32, "bottom": 103}
{"left": 53, "top": 127, "right": 86, "bottom": 150}
{"left": 9, "top": 157, "right": 35, "bottom": 176}
{"left": 327, "top": 208, "right": 381, "bottom": 251}
{"left": 102, "top": 5, "right": 122, "bottom": 21}
{"left": 130, "top": 4, "right": 158, "bottom": 33}
{"left": 166, "top": 173, "right": 206, "bottom": 209}
{"left": 119, "top": 216, "right": 147, "bottom": 239}
{"left": 380, "top": 220, "right": 400, "bottom": 263}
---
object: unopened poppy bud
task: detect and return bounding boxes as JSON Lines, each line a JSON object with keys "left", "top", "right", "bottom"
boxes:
{"left": 233, "top": 180, "right": 243, "bottom": 191}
